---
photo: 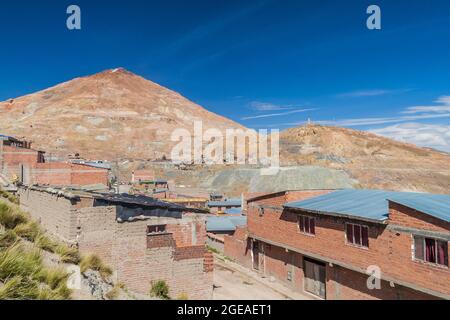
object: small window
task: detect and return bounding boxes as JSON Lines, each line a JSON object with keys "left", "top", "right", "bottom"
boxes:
{"left": 413, "top": 236, "right": 448, "bottom": 267}
{"left": 346, "top": 223, "right": 369, "bottom": 248}
{"left": 298, "top": 216, "right": 315, "bottom": 235}
{"left": 147, "top": 225, "right": 166, "bottom": 234}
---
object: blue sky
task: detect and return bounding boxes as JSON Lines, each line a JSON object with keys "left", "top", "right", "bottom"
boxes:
{"left": 0, "top": 0, "right": 450, "bottom": 151}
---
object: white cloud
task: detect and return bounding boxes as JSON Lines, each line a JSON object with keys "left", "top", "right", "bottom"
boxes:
{"left": 249, "top": 101, "right": 292, "bottom": 111}
{"left": 337, "top": 89, "right": 411, "bottom": 98}
{"left": 403, "top": 95, "right": 450, "bottom": 114}
{"left": 241, "top": 108, "right": 316, "bottom": 120}
{"left": 298, "top": 113, "right": 450, "bottom": 127}
{"left": 370, "top": 123, "right": 450, "bottom": 153}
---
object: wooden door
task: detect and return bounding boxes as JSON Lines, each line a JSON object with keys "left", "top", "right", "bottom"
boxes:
{"left": 304, "top": 259, "right": 326, "bottom": 299}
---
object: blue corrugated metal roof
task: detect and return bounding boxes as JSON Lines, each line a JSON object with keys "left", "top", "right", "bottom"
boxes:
{"left": 284, "top": 189, "right": 450, "bottom": 223}
{"left": 206, "top": 216, "right": 247, "bottom": 232}
{"left": 207, "top": 199, "right": 241, "bottom": 207}
{"left": 224, "top": 207, "right": 242, "bottom": 215}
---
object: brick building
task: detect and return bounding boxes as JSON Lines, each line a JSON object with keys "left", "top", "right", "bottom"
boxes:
{"left": 0, "top": 135, "right": 109, "bottom": 187}
{"left": 224, "top": 189, "right": 450, "bottom": 300}
{"left": 18, "top": 186, "right": 213, "bottom": 299}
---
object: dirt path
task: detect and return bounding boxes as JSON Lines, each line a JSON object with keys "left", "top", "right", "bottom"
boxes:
{"left": 213, "top": 264, "right": 291, "bottom": 300}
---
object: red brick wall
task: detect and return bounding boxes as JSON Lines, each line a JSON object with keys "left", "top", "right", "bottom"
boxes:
{"left": 1, "top": 145, "right": 41, "bottom": 167}
{"left": 224, "top": 226, "right": 252, "bottom": 269}
{"left": 246, "top": 190, "right": 333, "bottom": 207}
{"left": 31, "top": 163, "right": 108, "bottom": 186}
{"left": 326, "top": 264, "right": 439, "bottom": 300}
{"left": 389, "top": 202, "right": 450, "bottom": 233}
{"left": 247, "top": 204, "right": 450, "bottom": 297}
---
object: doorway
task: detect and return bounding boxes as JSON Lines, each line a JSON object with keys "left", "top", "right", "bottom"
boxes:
{"left": 252, "top": 241, "right": 259, "bottom": 270}
{"left": 303, "top": 258, "right": 326, "bottom": 299}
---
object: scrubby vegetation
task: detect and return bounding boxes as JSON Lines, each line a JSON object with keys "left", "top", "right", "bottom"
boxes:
{"left": 0, "top": 191, "right": 115, "bottom": 300}
{"left": 80, "top": 254, "right": 113, "bottom": 280}
{"left": 150, "top": 280, "right": 170, "bottom": 300}
{"left": 0, "top": 188, "right": 19, "bottom": 205}
{"left": 0, "top": 244, "right": 71, "bottom": 299}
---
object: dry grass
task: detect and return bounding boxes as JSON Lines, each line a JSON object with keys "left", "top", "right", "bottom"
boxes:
{"left": 80, "top": 254, "right": 113, "bottom": 280}
{"left": 0, "top": 229, "right": 19, "bottom": 248}
{"left": 0, "top": 202, "right": 28, "bottom": 229}
{"left": 13, "top": 221, "right": 40, "bottom": 242}
{"left": 0, "top": 189, "right": 19, "bottom": 205}
{"left": 0, "top": 244, "right": 71, "bottom": 300}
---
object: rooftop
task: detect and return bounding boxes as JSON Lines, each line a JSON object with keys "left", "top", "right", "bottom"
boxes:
{"left": 207, "top": 199, "right": 242, "bottom": 207}
{"left": 206, "top": 215, "right": 247, "bottom": 232}
{"left": 284, "top": 189, "right": 450, "bottom": 223}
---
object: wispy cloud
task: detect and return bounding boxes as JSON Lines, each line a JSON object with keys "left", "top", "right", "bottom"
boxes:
{"left": 402, "top": 95, "right": 450, "bottom": 114}
{"left": 312, "top": 113, "right": 450, "bottom": 127}
{"left": 337, "top": 89, "right": 412, "bottom": 98}
{"left": 249, "top": 101, "right": 295, "bottom": 111}
{"left": 370, "top": 123, "right": 450, "bottom": 153}
{"left": 241, "top": 108, "right": 316, "bottom": 120}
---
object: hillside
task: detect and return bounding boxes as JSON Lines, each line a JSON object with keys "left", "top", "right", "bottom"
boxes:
{"left": 0, "top": 70, "right": 449, "bottom": 194}
{"left": 279, "top": 125, "right": 450, "bottom": 193}
{"left": 0, "top": 68, "right": 244, "bottom": 160}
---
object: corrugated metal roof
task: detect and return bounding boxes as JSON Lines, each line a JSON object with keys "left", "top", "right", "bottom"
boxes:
{"left": 284, "top": 189, "right": 450, "bottom": 223}
{"left": 224, "top": 207, "right": 242, "bottom": 215}
{"left": 206, "top": 216, "right": 247, "bottom": 232}
{"left": 207, "top": 199, "right": 242, "bottom": 207}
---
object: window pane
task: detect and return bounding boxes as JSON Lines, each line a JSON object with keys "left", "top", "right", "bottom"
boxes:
{"left": 304, "top": 217, "right": 310, "bottom": 234}
{"left": 346, "top": 224, "right": 353, "bottom": 244}
{"left": 425, "top": 238, "right": 436, "bottom": 263}
{"left": 437, "top": 241, "right": 448, "bottom": 266}
{"left": 361, "top": 226, "right": 369, "bottom": 247}
{"left": 414, "top": 236, "right": 424, "bottom": 260}
{"left": 299, "top": 216, "right": 304, "bottom": 232}
{"left": 310, "top": 218, "right": 315, "bottom": 235}
{"left": 354, "top": 225, "right": 361, "bottom": 245}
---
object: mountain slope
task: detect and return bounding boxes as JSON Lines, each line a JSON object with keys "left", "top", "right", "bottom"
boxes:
{"left": 280, "top": 125, "right": 450, "bottom": 193}
{"left": 0, "top": 68, "right": 244, "bottom": 160}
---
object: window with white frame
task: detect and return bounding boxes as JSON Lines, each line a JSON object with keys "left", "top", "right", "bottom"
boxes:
{"left": 298, "top": 215, "right": 315, "bottom": 235}
{"left": 413, "top": 236, "right": 448, "bottom": 267}
{"left": 346, "top": 223, "right": 369, "bottom": 248}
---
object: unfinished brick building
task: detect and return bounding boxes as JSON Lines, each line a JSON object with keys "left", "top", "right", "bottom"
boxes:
{"left": 224, "top": 189, "right": 450, "bottom": 300}
{"left": 18, "top": 186, "right": 213, "bottom": 299}
{"left": 0, "top": 135, "right": 109, "bottom": 187}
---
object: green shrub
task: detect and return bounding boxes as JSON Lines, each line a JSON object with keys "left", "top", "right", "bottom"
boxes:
{"left": 80, "top": 254, "right": 113, "bottom": 280}
{"left": 0, "top": 229, "right": 18, "bottom": 248}
{"left": 0, "top": 189, "right": 19, "bottom": 205}
{"left": 55, "top": 244, "right": 81, "bottom": 264}
{"left": 0, "top": 245, "right": 42, "bottom": 281}
{"left": 35, "top": 234, "right": 59, "bottom": 253}
{"left": 13, "top": 221, "right": 40, "bottom": 242}
{"left": 0, "top": 202, "right": 28, "bottom": 229}
{"left": 150, "top": 280, "right": 170, "bottom": 300}
{"left": 37, "top": 267, "right": 69, "bottom": 290}
{"left": 0, "top": 276, "right": 40, "bottom": 300}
